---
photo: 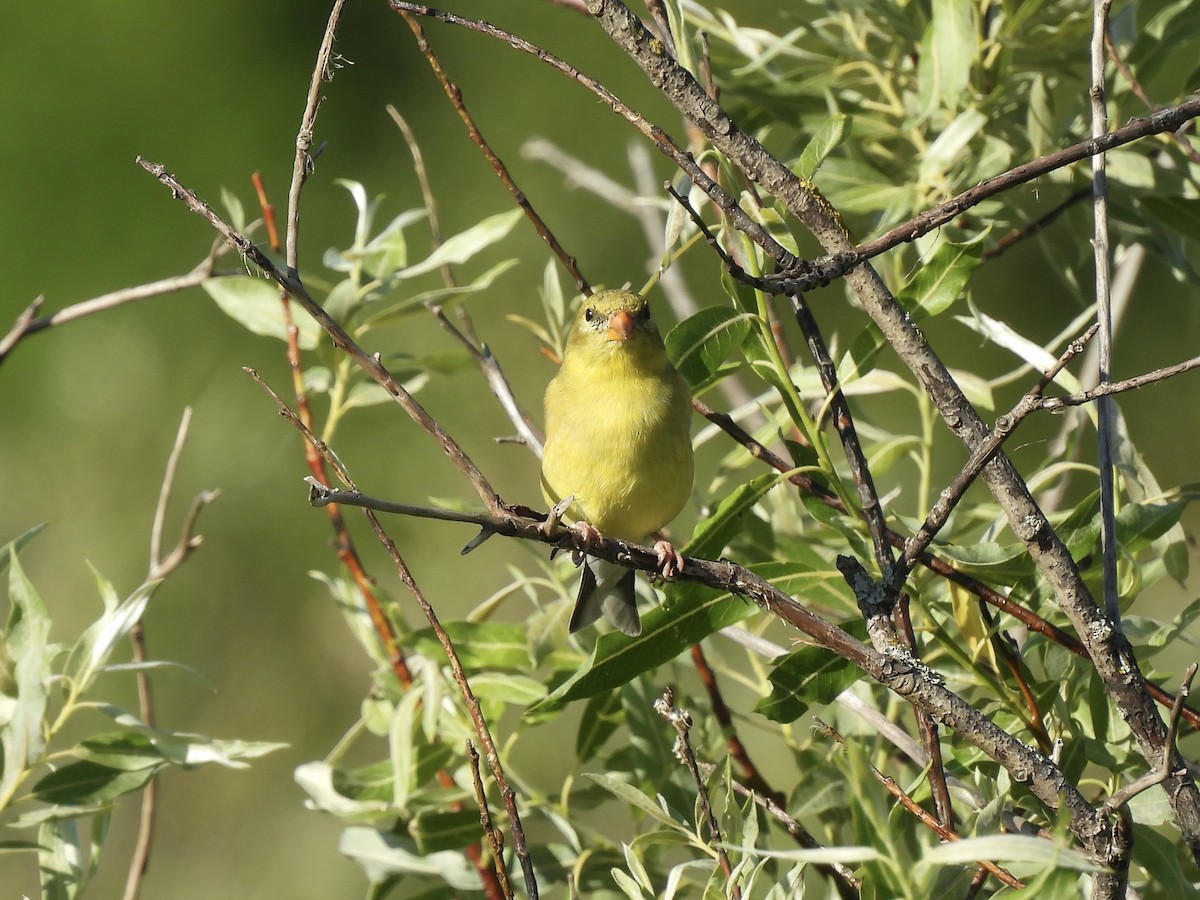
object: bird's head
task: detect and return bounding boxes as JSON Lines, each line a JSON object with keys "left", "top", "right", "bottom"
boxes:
{"left": 568, "top": 289, "right": 664, "bottom": 358}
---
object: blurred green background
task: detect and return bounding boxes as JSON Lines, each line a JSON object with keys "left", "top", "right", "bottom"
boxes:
{"left": 2, "top": 2, "right": 1198, "bottom": 897}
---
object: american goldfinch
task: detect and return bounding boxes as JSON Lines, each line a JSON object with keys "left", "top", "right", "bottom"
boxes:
{"left": 541, "top": 289, "right": 694, "bottom": 636}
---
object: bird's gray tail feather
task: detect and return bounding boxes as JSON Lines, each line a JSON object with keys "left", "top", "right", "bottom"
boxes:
{"left": 569, "top": 557, "right": 640, "bottom": 636}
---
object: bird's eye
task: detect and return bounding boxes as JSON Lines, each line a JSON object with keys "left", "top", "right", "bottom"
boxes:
{"left": 584, "top": 307, "right": 595, "bottom": 322}
{"left": 639, "top": 305, "right": 652, "bottom": 320}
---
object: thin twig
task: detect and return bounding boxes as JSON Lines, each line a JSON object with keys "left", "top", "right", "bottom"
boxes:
{"left": 894, "top": 323, "right": 1100, "bottom": 585}
{"left": 894, "top": 597, "right": 955, "bottom": 830}
{"left": 705, "top": 765, "right": 860, "bottom": 898}
{"left": 1037, "top": 353, "right": 1200, "bottom": 411}
{"left": 136, "top": 156, "right": 504, "bottom": 514}
{"left": 365, "top": 511, "right": 540, "bottom": 898}
{"left": 1101, "top": 663, "right": 1199, "bottom": 815}
{"left": 387, "top": 106, "right": 458, "bottom": 297}
{"left": 251, "top": 172, "right": 281, "bottom": 253}
{"left": 247, "top": 374, "right": 528, "bottom": 898}
{"left": 124, "top": 408, "right": 217, "bottom": 900}
{"left": 690, "top": 644, "right": 782, "bottom": 806}
{"left": 384, "top": 106, "right": 543, "bottom": 455}
{"left": 396, "top": 10, "right": 591, "bottom": 297}
{"left": 428, "top": 305, "right": 545, "bottom": 456}
{"left": 815, "top": 721, "right": 1023, "bottom": 891}
{"left": 466, "top": 741, "right": 514, "bottom": 898}
{"left": 286, "top": 0, "right": 347, "bottom": 273}
{"left": 655, "top": 689, "right": 742, "bottom": 899}
{"left": 1105, "top": 32, "right": 1200, "bottom": 165}
{"left": 247, "top": 369, "right": 416, "bottom": 682}
{"left": 0, "top": 296, "right": 44, "bottom": 363}
{"left": 0, "top": 252, "right": 221, "bottom": 367}
{"left": 1092, "top": 0, "right": 1120, "bottom": 626}
{"left": 981, "top": 189, "right": 1091, "bottom": 262}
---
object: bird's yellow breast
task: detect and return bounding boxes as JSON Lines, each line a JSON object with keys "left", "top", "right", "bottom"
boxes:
{"left": 541, "top": 341, "right": 693, "bottom": 540}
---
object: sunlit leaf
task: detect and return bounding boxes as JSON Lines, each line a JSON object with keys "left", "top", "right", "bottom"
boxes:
{"left": 33, "top": 761, "right": 161, "bottom": 807}
{"left": 791, "top": 114, "right": 849, "bottom": 180}
{"left": 2, "top": 552, "right": 52, "bottom": 800}
{"left": 755, "top": 625, "right": 864, "bottom": 722}
{"left": 665, "top": 307, "right": 756, "bottom": 392}
{"left": 394, "top": 209, "right": 523, "bottom": 282}
{"left": 339, "top": 826, "right": 483, "bottom": 889}
{"left": 202, "top": 276, "right": 321, "bottom": 349}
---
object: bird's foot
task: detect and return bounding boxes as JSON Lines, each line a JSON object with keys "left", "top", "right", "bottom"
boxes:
{"left": 653, "top": 539, "right": 685, "bottom": 580}
{"left": 570, "top": 521, "right": 602, "bottom": 566}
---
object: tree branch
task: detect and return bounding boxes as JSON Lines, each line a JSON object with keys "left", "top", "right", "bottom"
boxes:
{"left": 582, "top": 0, "right": 1200, "bottom": 869}
{"left": 136, "top": 156, "right": 504, "bottom": 514}
{"left": 306, "top": 481, "right": 1121, "bottom": 871}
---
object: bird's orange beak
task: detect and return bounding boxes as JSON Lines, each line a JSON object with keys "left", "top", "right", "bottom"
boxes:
{"left": 606, "top": 309, "right": 635, "bottom": 341}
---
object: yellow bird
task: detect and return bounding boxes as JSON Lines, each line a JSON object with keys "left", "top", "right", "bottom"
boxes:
{"left": 541, "top": 289, "right": 694, "bottom": 636}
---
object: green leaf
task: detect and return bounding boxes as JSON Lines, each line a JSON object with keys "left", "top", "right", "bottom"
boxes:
{"left": 919, "top": 108, "right": 987, "bottom": 184}
{"left": 39, "top": 819, "right": 85, "bottom": 900}
{"left": 202, "top": 276, "right": 321, "bottom": 349}
{"left": 791, "top": 114, "right": 848, "bottom": 180}
{"left": 63, "top": 571, "right": 157, "bottom": 692}
{"left": 33, "top": 760, "right": 161, "bottom": 806}
{"left": 395, "top": 209, "right": 523, "bottom": 282}
{"left": 407, "top": 621, "right": 531, "bottom": 671}
{"left": 664, "top": 306, "right": 756, "bottom": 393}
{"left": 537, "top": 585, "right": 756, "bottom": 710}
{"left": 1132, "top": 824, "right": 1193, "bottom": 894}
{"left": 915, "top": 833, "right": 1099, "bottom": 872}
{"left": 688, "top": 472, "right": 787, "bottom": 561}
{"left": 575, "top": 689, "right": 622, "bottom": 762}
{"left": 359, "top": 259, "right": 519, "bottom": 330}
{"left": 929, "top": 540, "right": 1033, "bottom": 578}
{"left": 0, "top": 840, "right": 41, "bottom": 852}
{"left": 895, "top": 236, "right": 983, "bottom": 319}
{"left": 409, "top": 808, "right": 486, "bottom": 854}
{"left": 339, "top": 826, "right": 483, "bottom": 889}
{"left": 917, "top": 0, "right": 976, "bottom": 115}
{"left": 2, "top": 552, "right": 52, "bottom": 800}
{"left": 463, "top": 672, "right": 546, "bottom": 706}
{"left": 583, "top": 773, "right": 690, "bottom": 833}
{"left": 78, "top": 732, "right": 167, "bottom": 771}
{"left": 837, "top": 237, "right": 981, "bottom": 383}
{"left": 294, "top": 761, "right": 392, "bottom": 821}
{"left": 1115, "top": 497, "right": 1190, "bottom": 550}
{"left": 0, "top": 523, "right": 45, "bottom": 574}
{"left": 755, "top": 623, "right": 865, "bottom": 722}
{"left": 1124, "top": 597, "right": 1200, "bottom": 650}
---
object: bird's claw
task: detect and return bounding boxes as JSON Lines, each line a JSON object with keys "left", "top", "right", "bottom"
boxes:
{"left": 653, "top": 539, "right": 685, "bottom": 580}
{"left": 570, "top": 521, "right": 602, "bottom": 565}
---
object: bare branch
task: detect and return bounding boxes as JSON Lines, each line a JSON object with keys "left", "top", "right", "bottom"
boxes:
{"left": 396, "top": 10, "right": 591, "bottom": 296}
{"left": 306, "top": 480, "right": 1121, "bottom": 869}
{"left": 466, "top": 741, "right": 514, "bottom": 898}
{"left": 582, "top": 1, "right": 1200, "bottom": 866}
{"left": 125, "top": 408, "right": 217, "bottom": 900}
{"left": 0, "top": 252, "right": 220, "bottom": 367}
{"left": 655, "top": 689, "right": 742, "bottom": 899}
{"left": 1091, "top": 0, "right": 1121, "bottom": 626}
{"left": 286, "top": 0, "right": 347, "bottom": 272}
{"left": 816, "top": 720, "right": 1023, "bottom": 892}
{"left": 137, "top": 156, "right": 504, "bottom": 513}
{"left": 1101, "top": 663, "right": 1198, "bottom": 815}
